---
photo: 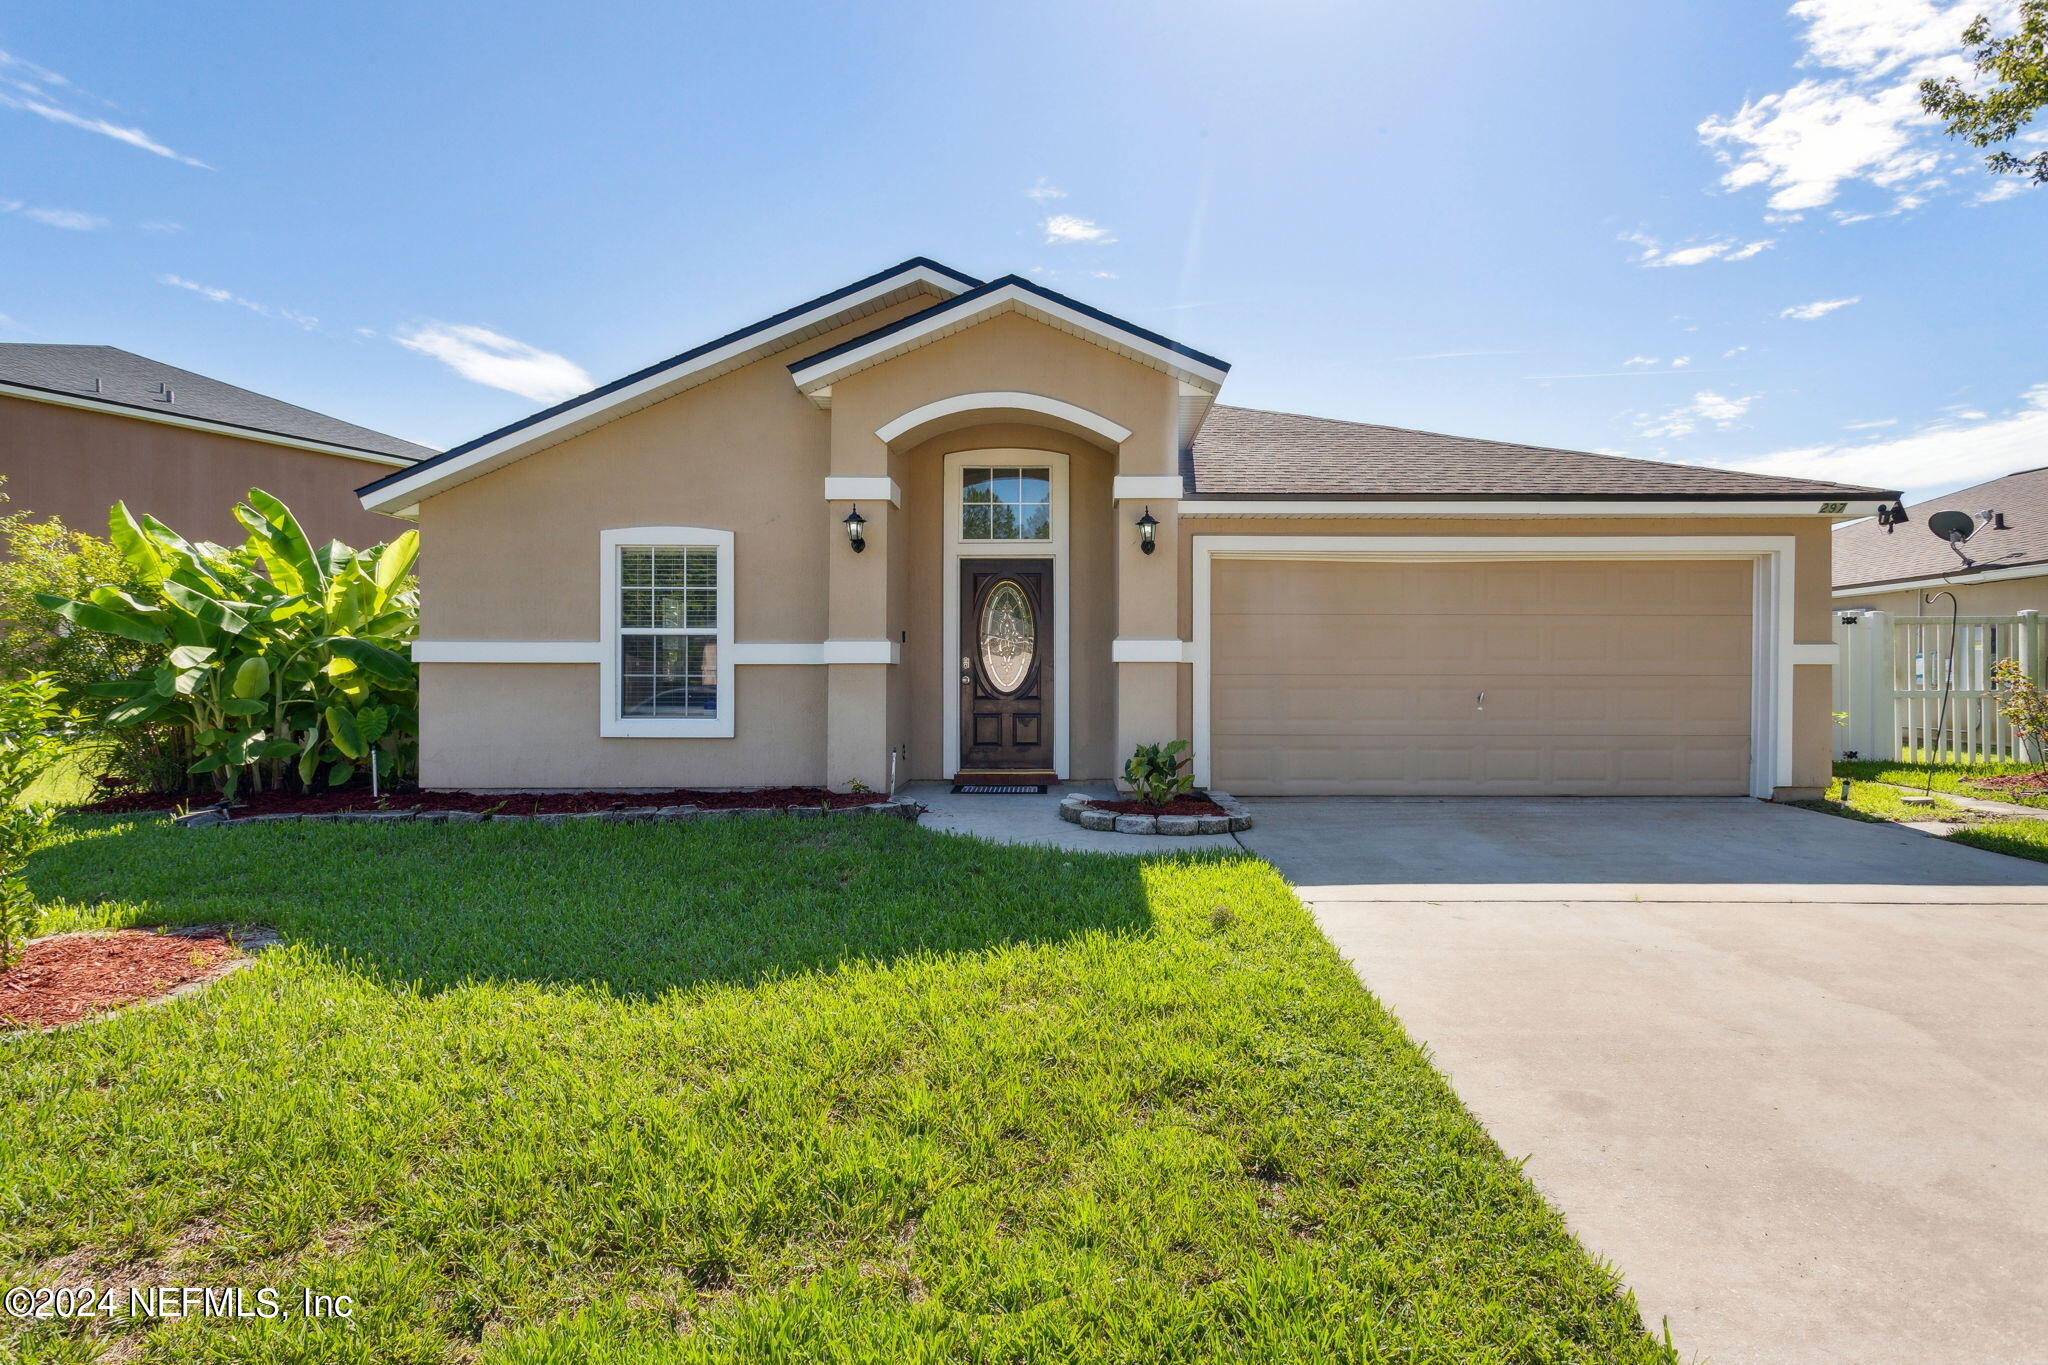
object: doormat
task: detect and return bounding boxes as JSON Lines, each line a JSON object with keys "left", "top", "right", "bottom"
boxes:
{"left": 951, "top": 783, "right": 1049, "bottom": 795}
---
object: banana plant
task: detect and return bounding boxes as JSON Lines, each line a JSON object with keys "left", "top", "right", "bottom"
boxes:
{"left": 36, "top": 490, "right": 418, "bottom": 798}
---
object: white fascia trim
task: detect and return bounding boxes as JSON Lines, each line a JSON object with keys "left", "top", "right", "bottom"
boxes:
{"left": 1112, "top": 476, "right": 1185, "bottom": 502}
{"left": 1182, "top": 499, "right": 1888, "bottom": 518}
{"left": 1190, "top": 534, "right": 1798, "bottom": 800}
{"left": 599, "top": 526, "right": 737, "bottom": 738}
{"left": 0, "top": 380, "right": 418, "bottom": 468}
{"left": 875, "top": 391, "right": 1134, "bottom": 446}
{"left": 792, "top": 284, "right": 1229, "bottom": 401}
{"left": 728, "top": 642, "right": 824, "bottom": 665}
{"left": 1832, "top": 561, "right": 2048, "bottom": 598}
{"left": 822, "top": 476, "right": 901, "bottom": 506}
{"left": 821, "top": 639, "right": 900, "bottom": 665}
{"left": 414, "top": 640, "right": 601, "bottom": 664}
{"left": 1111, "top": 638, "right": 1192, "bottom": 664}
{"left": 1791, "top": 643, "right": 1840, "bottom": 665}
{"left": 361, "top": 263, "right": 971, "bottom": 514}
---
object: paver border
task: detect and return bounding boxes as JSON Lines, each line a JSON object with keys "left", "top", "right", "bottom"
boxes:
{"left": 1056, "top": 791, "right": 1252, "bottom": 836}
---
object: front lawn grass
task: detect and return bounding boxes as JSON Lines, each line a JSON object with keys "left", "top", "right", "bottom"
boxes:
{"left": 1834, "top": 758, "right": 2048, "bottom": 811}
{"left": 1949, "top": 819, "right": 2048, "bottom": 863}
{"left": 1, "top": 816, "right": 1670, "bottom": 1363}
{"left": 1808, "top": 777, "right": 1971, "bottom": 824}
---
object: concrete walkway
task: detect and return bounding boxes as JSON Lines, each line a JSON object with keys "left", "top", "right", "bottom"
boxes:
{"left": 1240, "top": 797, "right": 2048, "bottom": 1364}
{"left": 900, "top": 781, "right": 1238, "bottom": 854}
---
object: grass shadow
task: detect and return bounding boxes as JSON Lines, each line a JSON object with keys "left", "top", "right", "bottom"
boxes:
{"left": 26, "top": 814, "right": 1160, "bottom": 1000}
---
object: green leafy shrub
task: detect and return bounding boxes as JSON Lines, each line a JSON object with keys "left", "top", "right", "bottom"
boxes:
{"left": 0, "top": 674, "right": 65, "bottom": 965}
{"left": 36, "top": 490, "right": 419, "bottom": 798}
{"left": 1992, "top": 657, "right": 2048, "bottom": 764}
{"left": 0, "top": 483, "right": 181, "bottom": 793}
{"left": 1122, "top": 739, "right": 1195, "bottom": 807}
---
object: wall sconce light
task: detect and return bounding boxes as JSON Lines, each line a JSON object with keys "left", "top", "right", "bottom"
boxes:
{"left": 843, "top": 506, "right": 867, "bottom": 553}
{"left": 1135, "top": 506, "right": 1158, "bottom": 555}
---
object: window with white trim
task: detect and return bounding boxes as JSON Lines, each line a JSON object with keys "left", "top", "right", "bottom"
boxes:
{"left": 599, "top": 527, "right": 735, "bottom": 738}
{"left": 961, "top": 465, "right": 1052, "bottom": 541}
{"left": 617, "top": 545, "right": 719, "bottom": 719}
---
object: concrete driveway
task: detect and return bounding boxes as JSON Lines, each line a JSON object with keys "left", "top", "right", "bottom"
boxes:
{"left": 1241, "top": 798, "right": 2048, "bottom": 1364}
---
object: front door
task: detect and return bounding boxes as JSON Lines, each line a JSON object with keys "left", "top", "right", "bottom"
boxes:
{"left": 959, "top": 559, "right": 1054, "bottom": 773}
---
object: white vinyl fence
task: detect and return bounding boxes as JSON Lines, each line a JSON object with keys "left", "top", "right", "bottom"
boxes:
{"left": 1832, "top": 608, "right": 2044, "bottom": 763}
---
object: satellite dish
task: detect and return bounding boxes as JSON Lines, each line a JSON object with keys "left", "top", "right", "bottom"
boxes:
{"left": 1927, "top": 510, "right": 1977, "bottom": 543}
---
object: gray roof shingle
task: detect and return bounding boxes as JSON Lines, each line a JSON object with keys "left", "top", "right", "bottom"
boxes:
{"left": 1834, "top": 466, "right": 2048, "bottom": 588}
{"left": 0, "top": 344, "right": 431, "bottom": 462}
{"left": 1186, "top": 404, "right": 1898, "bottom": 501}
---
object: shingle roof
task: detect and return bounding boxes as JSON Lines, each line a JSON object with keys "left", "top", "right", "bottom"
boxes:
{"left": 0, "top": 344, "right": 431, "bottom": 462}
{"left": 1834, "top": 466, "right": 2048, "bottom": 588}
{"left": 1186, "top": 404, "right": 1898, "bottom": 501}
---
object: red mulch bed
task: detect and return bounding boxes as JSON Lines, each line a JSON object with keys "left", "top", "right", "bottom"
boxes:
{"left": 73, "top": 785, "right": 887, "bottom": 817}
{"left": 1085, "top": 794, "right": 1227, "bottom": 817}
{"left": 0, "top": 929, "right": 241, "bottom": 1030}
{"left": 1966, "top": 772, "right": 2048, "bottom": 797}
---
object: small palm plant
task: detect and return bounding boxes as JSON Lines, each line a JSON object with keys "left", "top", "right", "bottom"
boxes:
{"left": 1123, "top": 740, "right": 1195, "bottom": 808}
{"left": 0, "top": 674, "right": 66, "bottom": 967}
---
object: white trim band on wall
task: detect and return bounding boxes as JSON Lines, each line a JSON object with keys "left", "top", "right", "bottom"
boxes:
{"left": 874, "top": 391, "right": 1133, "bottom": 446}
{"left": 1181, "top": 499, "right": 1887, "bottom": 519}
{"left": 1111, "top": 476, "right": 1185, "bottom": 502}
{"left": 822, "top": 476, "right": 902, "bottom": 506}
{"left": 414, "top": 640, "right": 899, "bottom": 666}
{"left": 1111, "top": 638, "right": 1193, "bottom": 664}
{"left": 1790, "top": 643, "right": 1840, "bottom": 665}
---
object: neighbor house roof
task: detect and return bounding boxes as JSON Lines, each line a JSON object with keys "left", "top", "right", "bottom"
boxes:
{"left": 359, "top": 257, "right": 981, "bottom": 513}
{"left": 1834, "top": 465, "right": 2048, "bottom": 590}
{"left": 1185, "top": 405, "right": 1899, "bottom": 502}
{"left": 0, "top": 344, "right": 430, "bottom": 464}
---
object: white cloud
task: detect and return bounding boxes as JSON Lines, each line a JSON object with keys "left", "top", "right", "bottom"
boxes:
{"left": 1780, "top": 295, "right": 1861, "bottom": 319}
{"left": 1623, "top": 230, "right": 1775, "bottom": 267}
{"left": 1672, "top": 355, "right": 1693, "bottom": 367}
{"left": 1974, "top": 178, "right": 2030, "bottom": 203}
{"left": 0, "top": 50, "right": 209, "bottom": 168}
{"left": 139, "top": 219, "right": 181, "bottom": 232}
{"left": 2, "top": 201, "right": 105, "bottom": 230}
{"left": 1845, "top": 417, "right": 1899, "bottom": 429}
{"left": 159, "top": 274, "right": 317, "bottom": 329}
{"left": 1024, "top": 177, "right": 1067, "bottom": 202}
{"left": 1708, "top": 382, "right": 2048, "bottom": 498}
{"left": 1043, "top": 213, "right": 1114, "bottom": 245}
{"left": 1696, "top": 0, "right": 2013, "bottom": 217}
{"left": 394, "top": 323, "right": 591, "bottom": 402}
{"left": 1723, "top": 346, "right": 1750, "bottom": 358}
{"left": 1637, "top": 390, "right": 1758, "bottom": 439}
{"left": 1624, "top": 355, "right": 1659, "bottom": 366}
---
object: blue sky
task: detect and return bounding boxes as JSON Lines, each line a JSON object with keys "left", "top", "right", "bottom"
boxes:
{"left": 1, "top": 0, "right": 2039, "bottom": 500}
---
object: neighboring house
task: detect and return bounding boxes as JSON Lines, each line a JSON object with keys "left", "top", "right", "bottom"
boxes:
{"left": 1834, "top": 466, "right": 2048, "bottom": 617}
{"left": 0, "top": 344, "right": 430, "bottom": 548}
{"left": 360, "top": 258, "right": 1894, "bottom": 800}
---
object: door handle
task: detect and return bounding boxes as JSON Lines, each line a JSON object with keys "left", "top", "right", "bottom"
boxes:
{"left": 1476, "top": 690, "right": 1485, "bottom": 711}
{"left": 960, "top": 654, "right": 972, "bottom": 684}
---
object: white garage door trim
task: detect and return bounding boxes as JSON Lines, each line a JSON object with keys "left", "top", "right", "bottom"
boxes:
{"left": 1191, "top": 535, "right": 1797, "bottom": 799}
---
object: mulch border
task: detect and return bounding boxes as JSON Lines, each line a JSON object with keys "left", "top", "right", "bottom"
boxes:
{"left": 2, "top": 923, "right": 282, "bottom": 1036}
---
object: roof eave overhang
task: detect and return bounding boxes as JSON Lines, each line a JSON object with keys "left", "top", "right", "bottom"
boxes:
{"left": 788, "top": 282, "right": 1229, "bottom": 407}
{"left": 358, "top": 260, "right": 979, "bottom": 515}
{"left": 1833, "top": 559, "right": 2048, "bottom": 597}
{"left": 1179, "top": 496, "right": 1893, "bottom": 518}
{"left": 0, "top": 379, "right": 421, "bottom": 468}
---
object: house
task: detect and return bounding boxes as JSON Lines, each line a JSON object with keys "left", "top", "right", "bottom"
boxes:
{"left": 359, "top": 258, "right": 1895, "bottom": 800}
{"left": 1834, "top": 466, "right": 2048, "bottom": 617}
{"left": 0, "top": 344, "right": 430, "bottom": 548}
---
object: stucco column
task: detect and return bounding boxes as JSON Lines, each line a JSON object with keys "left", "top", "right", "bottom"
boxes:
{"left": 823, "top": 410, "right": 897, "bottom": 793}
{"left": 1113, "top": 481, "right": 1184, "bottom": 782}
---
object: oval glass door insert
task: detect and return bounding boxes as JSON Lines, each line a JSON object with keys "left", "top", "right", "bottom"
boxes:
{"left": 979, "top": 580, "right": 1035, "bottom": 693}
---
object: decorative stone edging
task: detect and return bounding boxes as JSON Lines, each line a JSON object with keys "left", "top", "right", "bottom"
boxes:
{"left": 1056, "top": 791, "right": 1252, "bottom": 836}
{"left": 173, "top": 801, "right": 924, "bottom": 830}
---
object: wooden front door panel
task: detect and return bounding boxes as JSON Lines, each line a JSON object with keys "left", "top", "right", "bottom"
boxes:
{"left": 960, "top": 559, "right": 1054, "bottom": 771}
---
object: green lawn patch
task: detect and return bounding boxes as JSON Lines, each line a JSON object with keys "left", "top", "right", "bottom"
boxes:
{"left": 1834, "top": 758, "right": 2048, "bottom": 811}
{"left": 1947, "top": 819, "right": 2048, "bottom": 864}
{"left": 1, "top": 817, "right": 1670, "bottom": 1363}
{"left": 1801, "top": 778, "right": 1970, "bottom": 824}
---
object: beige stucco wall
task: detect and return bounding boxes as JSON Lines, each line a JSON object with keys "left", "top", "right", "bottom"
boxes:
{"left": 1838, "top": 575, "right": 2048, "bottom": 618}
{"left": 1175, "top": 514, "right": 1839, "bottom": 796}
{"left": 0, "top": 392, "right": 410, "bottom": 550}
{"left": 410, "top": 295, "right": 938, "bottom": 790}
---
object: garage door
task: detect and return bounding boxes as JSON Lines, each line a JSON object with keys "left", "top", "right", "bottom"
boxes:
{"left": 1209, "top": 558, "right": 1752, "bottom": 796}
